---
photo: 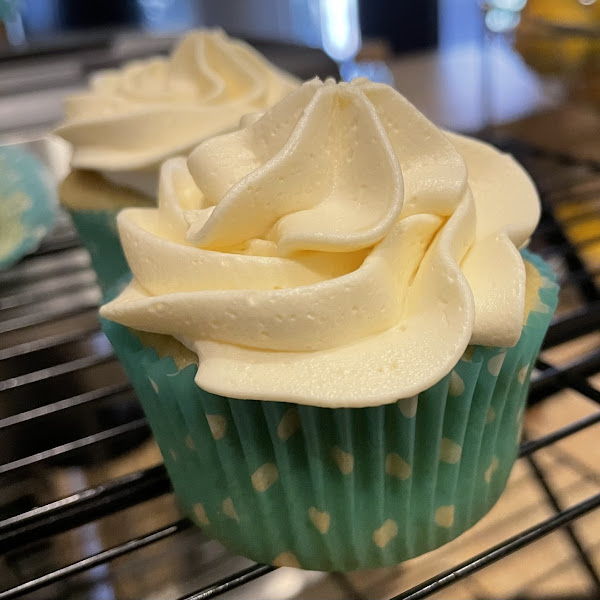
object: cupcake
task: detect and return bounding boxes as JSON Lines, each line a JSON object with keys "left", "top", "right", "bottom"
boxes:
{"left": 100, "top": 78, "right": 558, "bottom": 571}
{"left": 55, "top": 28, "right": 298, "bottom": 294}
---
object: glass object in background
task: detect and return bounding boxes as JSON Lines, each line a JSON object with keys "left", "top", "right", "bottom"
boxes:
{"left": 136, "top": 0, "right": 202, "bottom": 32}
{"left": 319, "top": 0, "right": 361, "bottom": 61}
{"left": 482, "top": 0, "right": 600, "bottom": 121}
{"left": 0, "top": 0, "right": 24, "bottom": 46}
{"left": 480, "top": 0, "right": 568, "bottom": 127}
{"left": 290, "top": 0, "right": 364, "bottom": 73}
{"left": 320, "top": 0, "right": 393, "bottom": 85}
{"left": 320, "top": 0, "right": 394, "bottom": 85}
{"left": 514, "top": 0, "right": 600, "bottom": 107}
{"left": 202, "top": 0, "right": 374, "bottom": 82}
{"left": 483, "top": 0, "right": 526, "bottom": 34}
{"left": 204, "top": 0, "right": 392, "bottom": 85}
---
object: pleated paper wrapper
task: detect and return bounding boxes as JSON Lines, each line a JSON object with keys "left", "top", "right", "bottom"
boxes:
{"left": 101, "top": 251, "right": 558, "bottom": 571}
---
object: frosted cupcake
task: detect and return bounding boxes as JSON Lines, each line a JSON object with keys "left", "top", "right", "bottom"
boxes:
{"left": 55, "top": 29, "right": 298, "bottom": 294}
{"left": 100, "top": 78, "right": 558, "bottom": 571}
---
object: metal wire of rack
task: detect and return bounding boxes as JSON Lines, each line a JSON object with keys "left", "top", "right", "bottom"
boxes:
{"left": 0, "top": 139, "right": 599, "bottom": 600}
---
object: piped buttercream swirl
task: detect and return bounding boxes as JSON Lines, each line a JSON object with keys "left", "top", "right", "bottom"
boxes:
{"left": 101, "top": 78, "right": 540, "bottom": 407}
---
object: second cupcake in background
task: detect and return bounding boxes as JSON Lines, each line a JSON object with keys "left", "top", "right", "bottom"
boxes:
{"left": 55, "top": 29, "right": 299, "bottom": 295}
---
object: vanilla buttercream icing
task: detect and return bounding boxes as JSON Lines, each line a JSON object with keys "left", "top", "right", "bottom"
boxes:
{"left": 55, "top": 29, "right": 298, "bottom": 195}
{"left": 101, "top": 78, "right": 540, "bottom": 407}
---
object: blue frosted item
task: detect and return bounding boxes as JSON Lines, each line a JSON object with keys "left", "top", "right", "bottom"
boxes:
{"left": 0, "top": 145, "right": 57, "bottom": 270}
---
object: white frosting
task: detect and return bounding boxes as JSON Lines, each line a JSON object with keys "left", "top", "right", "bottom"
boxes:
{"left": 101, "top": 78, "right": 541, "bottom": 407}
{"left": 55, "top": 29, "right": 298, "bottom": 192}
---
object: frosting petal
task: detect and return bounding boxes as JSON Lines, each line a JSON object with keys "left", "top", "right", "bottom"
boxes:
{"left": 361, "top": 81, "right": 468, "bottom": 217}
{"left": 187, "top": 79, "right": 403, "bottom": 254}
{"left": 448, "top": 132, "right": 540, "bottom": 346}
{"left": 446, "top": 132, "right": 540, "bottom": 247}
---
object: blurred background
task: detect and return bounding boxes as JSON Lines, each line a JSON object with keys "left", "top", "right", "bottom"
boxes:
{"left": 1, "top": 1, "right": 600, "bottom": 599}
{"left": 0, "top": 0, "right": 599, "bottom": 139}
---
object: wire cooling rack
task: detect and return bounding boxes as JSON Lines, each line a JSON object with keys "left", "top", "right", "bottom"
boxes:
{"left": 0, "top": 139, "right": 599, "bottom": 600}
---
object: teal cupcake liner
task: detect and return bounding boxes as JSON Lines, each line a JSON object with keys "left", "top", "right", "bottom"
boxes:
{"left": 101, "top": 251, "right": 558, "bottom": 571}
{"left": 0, "top": 145, "right": 57, "bottom": 270}
{"left": 68, "top": 208, "right": 129, "bottom": 297}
